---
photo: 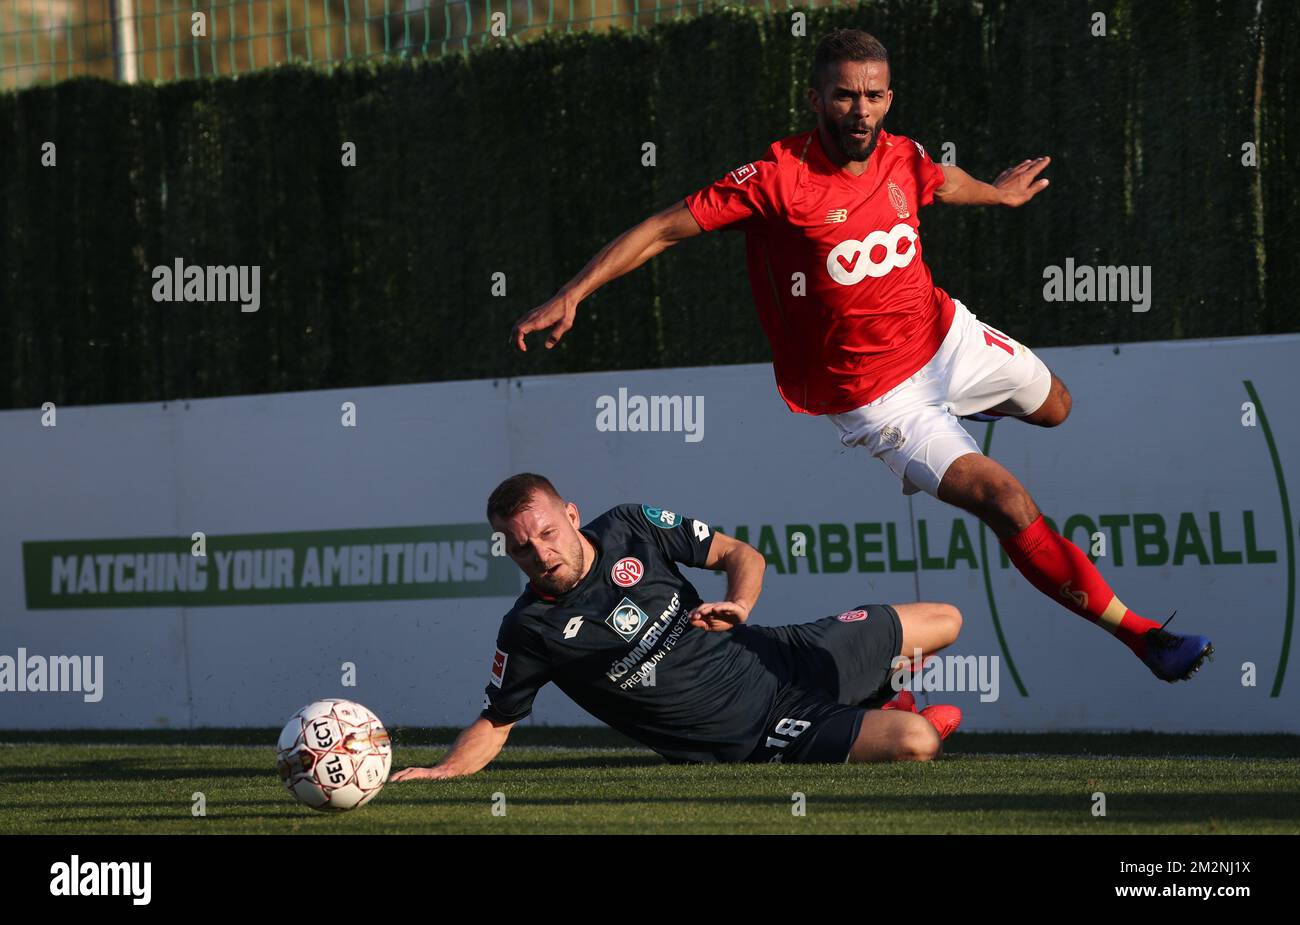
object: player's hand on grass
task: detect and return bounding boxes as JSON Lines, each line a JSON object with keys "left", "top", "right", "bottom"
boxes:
{"left": 389, "top": 765, "right": 455, "bottom": 782}
{"left": 511, "top": 292, "right": 577, "bottom": 352}
{"left": 993, "top": 156, "right": 1050, "bottom": 207}
{"left": 688, "top": 601, "right": 749, "bottom": 632}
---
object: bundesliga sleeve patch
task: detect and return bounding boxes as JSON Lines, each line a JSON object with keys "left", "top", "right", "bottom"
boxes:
{"left": 489, "top": 648, "right": 508, "bottom": 687}
{"left": 837, "top": 609, "right": 869, "bottom": 623}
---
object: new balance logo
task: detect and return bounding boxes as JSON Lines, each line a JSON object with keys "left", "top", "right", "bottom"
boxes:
{"left": 824, "top": 208, "right": 848, "bottom": 223}
{"left": 564, "top": 616, "right": 584, "bottom": 639}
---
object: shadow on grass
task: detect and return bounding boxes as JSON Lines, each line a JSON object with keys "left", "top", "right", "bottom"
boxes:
{"left": 374, "top": 790, "right": 1300, "bottom": 821}
{"left": 13, "top": 799, "right": 290, "bottom": 811}
{"left": 475, "top": 755, "right": 664, "bottom": 772}
{"left": 2, "top": 729, "right": 1296, "bottom": 759}
{"left": 1, "top": 753, "right": 664, "bottom": 783}
{"left": 0, "top": 762, "right": 272, "bottom": 784}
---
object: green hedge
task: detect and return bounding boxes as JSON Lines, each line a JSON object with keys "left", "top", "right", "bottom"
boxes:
{"left": 1, "top": 2, "right": 1295, "bottom": 410}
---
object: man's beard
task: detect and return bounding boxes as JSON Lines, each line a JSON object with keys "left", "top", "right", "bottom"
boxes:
{"left": 532, "top": 547, "right": 585, "bottom": 595}
{"left": 829, "top": 117, "right": 878, "bottom": 162}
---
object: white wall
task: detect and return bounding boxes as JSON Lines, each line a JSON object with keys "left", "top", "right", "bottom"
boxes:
{"left": 2, "top": 334, "right": 1297, "bottom": 732}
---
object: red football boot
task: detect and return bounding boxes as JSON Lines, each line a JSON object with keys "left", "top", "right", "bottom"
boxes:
{"left": 919, "top": 704, "right": 962, "bottom": 740}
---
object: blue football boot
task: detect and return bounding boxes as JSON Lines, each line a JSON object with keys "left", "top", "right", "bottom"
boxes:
{"left": 1141, "top": 621, "right": 1213, "bottom": 682}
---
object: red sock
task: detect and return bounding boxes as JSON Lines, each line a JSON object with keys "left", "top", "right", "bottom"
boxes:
{"left": 1001, "top": 515, "right": 1161, "bottom": 657}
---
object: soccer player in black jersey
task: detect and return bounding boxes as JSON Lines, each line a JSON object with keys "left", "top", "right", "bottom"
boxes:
{"left": 392, "top": 473, "right": 963, "bottom": 779}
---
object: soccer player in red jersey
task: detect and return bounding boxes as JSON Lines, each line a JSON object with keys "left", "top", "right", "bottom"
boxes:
{"left": 509, "top": 29, "right": 1212, "bottom": 683}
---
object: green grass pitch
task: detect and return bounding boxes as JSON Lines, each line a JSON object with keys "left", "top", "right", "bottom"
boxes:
{"left": 2, "top": 729, "right": 1297, "bottom": 835}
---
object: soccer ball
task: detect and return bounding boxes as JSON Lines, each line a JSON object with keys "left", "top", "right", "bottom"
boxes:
{"left": 276, "top": 699, "right": 392, "bottom": 812}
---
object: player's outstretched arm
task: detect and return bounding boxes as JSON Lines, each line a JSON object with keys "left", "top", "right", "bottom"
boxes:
{"left": 933, "top": 158, "right": 1050, "bottom": 208}
{"left": 510, "top": 200, "right": 703, "bottom": 352}
{"left": 389, "top": 716, "right": 513, "bottom": 781}
{"left": 688, "top": 531, "right": 766, "bottom": 632}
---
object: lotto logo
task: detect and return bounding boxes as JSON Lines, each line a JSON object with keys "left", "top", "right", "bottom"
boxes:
{"left": 827, "top": 222, "right": 918, "bottom": 285}
{"left": 611, "top": 556, "right": 644, "bottom": 588}
{"left": 837, "top": 609, "right": 868, "bottom": 623}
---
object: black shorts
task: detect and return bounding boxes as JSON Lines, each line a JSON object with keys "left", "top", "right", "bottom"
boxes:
{"left": 742, "top": 604, "right": 903, "bottom": 764}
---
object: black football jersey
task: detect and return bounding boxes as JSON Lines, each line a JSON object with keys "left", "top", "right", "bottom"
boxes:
{"left": 481, "top": 503, "right": 781, "bottom": 763}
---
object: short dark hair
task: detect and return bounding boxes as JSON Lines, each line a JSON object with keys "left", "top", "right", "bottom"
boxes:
{"left": 486, "top": 472, "right": 562, "bottom": 523}
{"left": 811, "top": 29, "right": 890, "bottom": 91}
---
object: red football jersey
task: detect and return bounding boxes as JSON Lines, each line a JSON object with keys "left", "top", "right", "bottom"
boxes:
{"left": 683, "top": 128, "right": 956, "bottom": 415}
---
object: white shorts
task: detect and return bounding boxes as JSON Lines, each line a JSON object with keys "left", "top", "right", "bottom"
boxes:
{"left": 827, "top": 299, "right": 1052, "bottom": 497}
